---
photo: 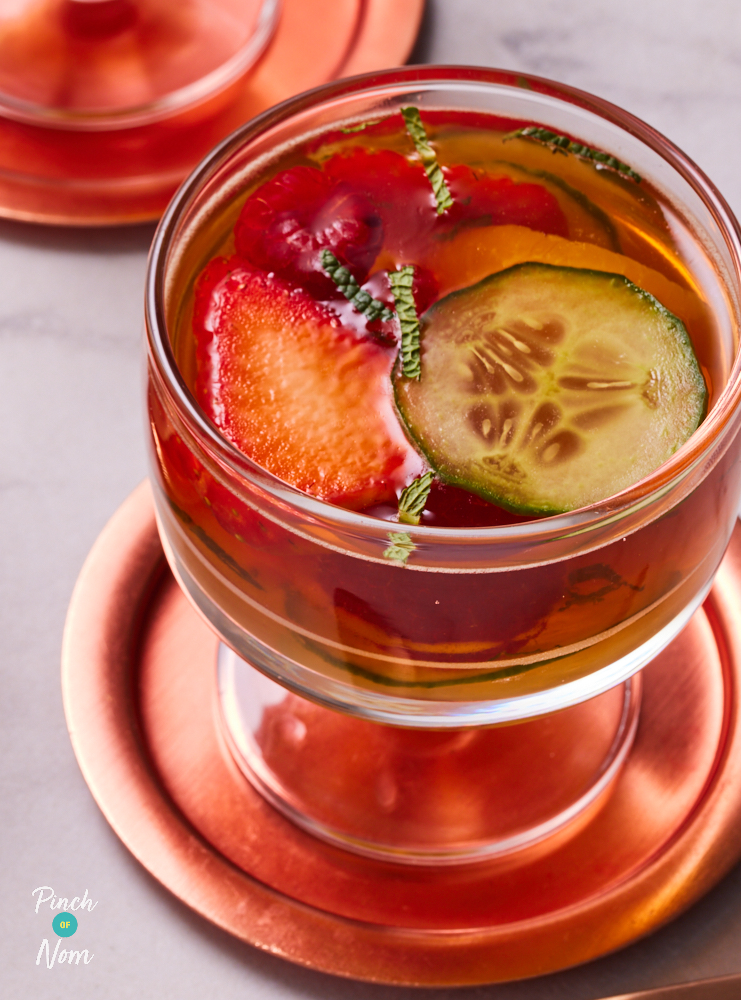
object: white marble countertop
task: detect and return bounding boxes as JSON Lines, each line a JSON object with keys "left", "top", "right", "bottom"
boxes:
{"left": 5, "top": 1, "right": 741, "bottom": 996}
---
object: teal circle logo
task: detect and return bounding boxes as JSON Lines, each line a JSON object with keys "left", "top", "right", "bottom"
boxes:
{"left": 52, "top": 912, "right": 78, "bottom": 937}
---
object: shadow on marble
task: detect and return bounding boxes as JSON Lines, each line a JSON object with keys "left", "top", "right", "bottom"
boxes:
{"left": 0, "top": 217, "right": 157, "bottom": 256}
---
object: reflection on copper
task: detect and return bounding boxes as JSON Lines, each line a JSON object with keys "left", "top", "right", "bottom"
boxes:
{"left": 62, "top": 482, "right": 741, "bottom": 986}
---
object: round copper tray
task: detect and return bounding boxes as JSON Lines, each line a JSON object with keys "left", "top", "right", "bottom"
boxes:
{"left": 62, "top": 481, "right": 741, "bottom": 987}
{"left": 0, "top": 0, "right": 424, "bottom": 226}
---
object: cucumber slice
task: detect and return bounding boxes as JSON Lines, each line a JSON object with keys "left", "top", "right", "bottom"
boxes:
{"left": 393, "top": 263, "right": 707, "bottom": 514}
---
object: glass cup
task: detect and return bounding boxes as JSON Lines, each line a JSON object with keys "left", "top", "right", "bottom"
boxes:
{"left": 0, "top": 0, "right": 279, "bottom": 129}
{"left": 0, "top": 0, "right": 280, "bottom": 222}
{"left": 145, "top": 66, "right": 741, "bottom": 863}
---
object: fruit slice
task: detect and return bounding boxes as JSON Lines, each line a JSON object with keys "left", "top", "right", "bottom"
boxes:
{"left": 393, "top": 263, "right": 707, "bottom": 514}
{"left": 481, "top": 160, "right": 619, "bottom": 249}
{"left": 442, "top": 163, "right": 568, "bottom": 238}
{"left": 323, "top": 148, "right": 570, "bottom": 262}
{"left": 422, "top": 224, "right": 714, "bottom": 360}
{"left": 194, "top": 258, "right": 417, "bottom": 509}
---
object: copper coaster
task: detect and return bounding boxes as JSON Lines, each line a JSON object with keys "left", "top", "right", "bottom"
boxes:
{"left": 62, "top": 481, "right": 741, "bottom": 987}
{"left": 0, "top": 0, "right": 424, "bottom": 226}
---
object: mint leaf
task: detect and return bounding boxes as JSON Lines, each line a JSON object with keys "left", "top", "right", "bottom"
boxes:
{"left": 389, "top": 266, "right": 421, "bottom": 379}
{"left": 511, "top": 127, "right": 641, "bottom": 182}
{"left": 340, "top": 120, "right": 382, "bottom": 133}
{"left": 401, "top": 106, "right": 453, "bottom": 214}
{"left": 398, "top": 470, "right": 434, "bottom": 525}
{"left": 321, "top": 250, "right": 395, "bottom": 322}
{"left": 383, "top": 531, "right": 415, "bottom": 565}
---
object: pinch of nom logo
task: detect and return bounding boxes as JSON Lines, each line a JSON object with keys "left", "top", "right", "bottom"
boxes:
{"left": 33, "top": 886, "right": 96, "bottom": 969}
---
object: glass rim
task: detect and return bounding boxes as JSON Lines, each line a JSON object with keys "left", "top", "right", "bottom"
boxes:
{"left": 145, "top": 64, "right": 741, "bottom": 544}
{"left": 0, "top": 0, "right": 280, "bottom": 132}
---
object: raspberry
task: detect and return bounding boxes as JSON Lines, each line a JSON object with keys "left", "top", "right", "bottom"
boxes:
{"left": 234, "top": 166, "right": 383, "bottom": 298}
{"left": 324, "top": 149, "right": 569, "bottom": 267}
{"left": 325, "top": 148, "right": 436, "bottom": 259}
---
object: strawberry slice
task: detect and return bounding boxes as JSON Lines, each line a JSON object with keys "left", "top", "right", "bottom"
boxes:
{"left": 154, "top": 421, "right": 277, "bottom": 547}
{"left": 234, "top": 166, "right": 383, "bottom": 299}
{"left": 193, "top": 257, "right": 418, "bottom": 509}
{"left": 442, "top": 164, "right": 568, "bottom": 238}
{"left": 202, "top": 477, "right": 278, "bottom": 548}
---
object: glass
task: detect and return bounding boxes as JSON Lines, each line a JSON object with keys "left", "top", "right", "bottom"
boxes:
{"left": 145, "top": 67, "right": 741, "bottom": 862}
{"left": 0, "top": 0, "right": 279, "bottom": 128}
{"left": 0, "top": 0, "right": 279, "bottom": 222}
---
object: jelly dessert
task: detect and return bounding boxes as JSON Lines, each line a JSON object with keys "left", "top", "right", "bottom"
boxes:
{"left": 179, "top": 109, "right": 711, "bottom": 524}
{"left": 148, "top": 100, "right": 741, "bottom": 707}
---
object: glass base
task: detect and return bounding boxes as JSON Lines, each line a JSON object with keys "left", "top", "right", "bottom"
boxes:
{"left": 218, "top": 645, "right": 642, "bottom": 866}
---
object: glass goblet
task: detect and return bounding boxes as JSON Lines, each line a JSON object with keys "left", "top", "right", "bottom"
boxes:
{"left": 145, "top": 66, "right": 741, "bottom": 864}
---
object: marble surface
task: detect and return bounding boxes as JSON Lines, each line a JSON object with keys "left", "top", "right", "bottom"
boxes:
{"left": 4, "top": 1, "right": 741, "bottom": 997}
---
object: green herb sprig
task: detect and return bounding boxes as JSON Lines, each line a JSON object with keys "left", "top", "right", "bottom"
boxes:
{"left": 340, "top": 120, "right": 382, "bottom": 134}
{"left": 510, "top": 126, "right": 642, "bottom": 182}
{"left": 389, "top": 266, "right": 421, "bottom": 379}
{"left": 321, "top": 250, "right": 395, "bottom": 322}
{"left": 401, "top": 106, "right": 453, "bottom": 214}
{"left": 398, "top": 471, "right": 434, "bottom": 525}
{"left": 383, "top": 531, "right": 415, "bottom": 565}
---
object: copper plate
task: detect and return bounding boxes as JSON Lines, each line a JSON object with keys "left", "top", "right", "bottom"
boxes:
{"left": 62, "top": 481, "right": 741, "bottom": 987}
{"left": 0, "top": 0, "right": 424, "bottom": 226}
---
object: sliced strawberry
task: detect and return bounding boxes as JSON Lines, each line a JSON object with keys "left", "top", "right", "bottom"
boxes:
{"left": 442, "top": 164, "right": 568, "bottom": 238}
{"left": 150, "top": 396, "right": 207, "bottom": 510}
{"left": 234, "top": 166, "right": 383, "bottom": 298}
{"left": 155, "top": 425, "right": 275, "bottom": 547}
{"left": 193, "top": 258, "right": 418, "bottom": 509}
{"left": 159, "top": 429, "right": 204, "bottom": 500}
{"left": 203, "top": 477, "right": 277, "bottom": 547}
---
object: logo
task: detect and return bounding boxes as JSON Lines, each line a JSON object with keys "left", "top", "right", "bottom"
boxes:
{"left": 52, "top": 912, "right": 78, "bottom": 937}
{"left": 33, "top": 886, "right": 95, "bottom": 969}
